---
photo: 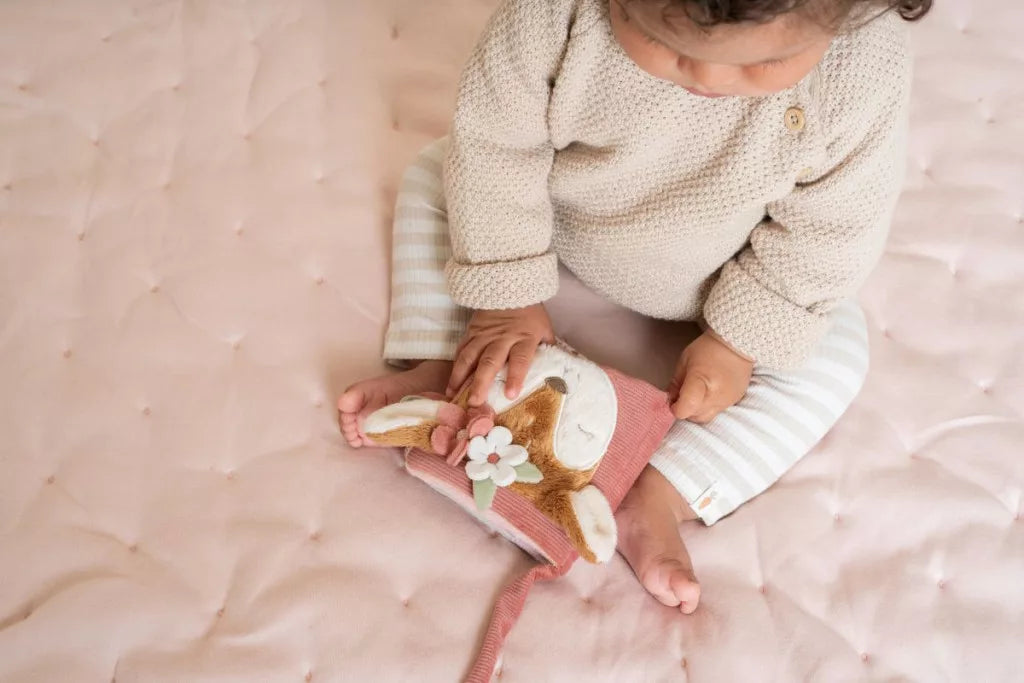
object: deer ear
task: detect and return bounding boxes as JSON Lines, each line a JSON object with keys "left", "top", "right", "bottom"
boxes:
{"left": 569, "top": 486, "right": 617, "bottom": 563}
{"left": 363, "top": 397, "right": 446, "bottom": 434}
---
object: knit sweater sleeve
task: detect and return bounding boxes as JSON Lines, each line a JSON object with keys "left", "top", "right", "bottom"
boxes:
{"left": 443, "top": 0, "right": 574, "bottom": 310}
{"left": 703, "top": 26, "right": 912, "bottom": 368}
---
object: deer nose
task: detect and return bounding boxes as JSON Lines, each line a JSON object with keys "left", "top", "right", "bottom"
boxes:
{"left": 545, "top": 377, "right": 568, "bottom": 394}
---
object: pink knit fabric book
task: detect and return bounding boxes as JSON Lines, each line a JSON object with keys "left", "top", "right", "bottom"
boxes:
{"left": 362, "top": 344, "right": 675, "bottom": 681}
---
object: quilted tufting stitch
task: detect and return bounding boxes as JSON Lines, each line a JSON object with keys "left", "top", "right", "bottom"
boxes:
{"left": 0, "top": 0, "right": 1022, "bottom": 681}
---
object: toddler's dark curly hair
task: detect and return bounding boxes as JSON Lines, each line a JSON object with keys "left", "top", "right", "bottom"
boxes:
{"left": 630, "top": 0, "right": 932, "bottom": 29}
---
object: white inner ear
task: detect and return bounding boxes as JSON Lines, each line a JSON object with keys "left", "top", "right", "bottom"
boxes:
{"left": 363, "top": 398, "right": 444, "bottom": 433}
{"left": 570, "top": 486, "right": 617, "bottom": 563}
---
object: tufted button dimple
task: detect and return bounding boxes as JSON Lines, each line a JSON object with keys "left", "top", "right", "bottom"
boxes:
{"left": 128, "top": 544, "right": 138, "bottom": 553}
{"left": 142, "top": 406, "right": 152, "bottom": 416}
{"left": 758, "top": 584, "right": 767, "bottom": 595}
{"left": 937, "top": 579, "right": 947, "bottom": 590}
{"left": 390, "top": 26, "right": 400, "bottom": 40}
{"left": 63, "top": 348, "right": 72, "bottom": 359}
{"left": 216, "top": 607, "right": 225, "bottom": 618}
{"left": 77, "top": 232, "right": 86, "bottom": 241}
{"left": 150, "top": 284, "right": 160, "bottom": 294}
{"left": 860, "top": 652, "right": 871, "bottom": 664}
{"left": 309, "top": 531, "right": 321, "bottom": 542}
{"left": 3, "top": 182, "right": 12, "bottom": 191}
{"left": 46, "top": 475, "right": 56, "bottom": 485}
{"left": 225, "top": 470, "right": 236, "bottom": 480}
{"left": 833, "top": 512, "right": 842, "bottom": 524}
{"left": 305, "top": 672, "right": 313, "bottom": 683}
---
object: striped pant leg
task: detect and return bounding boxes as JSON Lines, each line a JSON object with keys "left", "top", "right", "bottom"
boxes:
{"left": 382, "top": 137, "right": 470, "bottom": 365}
{"left": 649, "top": 301, "right": 871, "bottom": 525}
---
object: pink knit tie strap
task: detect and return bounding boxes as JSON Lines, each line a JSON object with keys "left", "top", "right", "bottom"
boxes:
{"left": 464, "top": 560, "right": 573, "bottom": 683}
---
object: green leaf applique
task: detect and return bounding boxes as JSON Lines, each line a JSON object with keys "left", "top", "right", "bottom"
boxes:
{"left": 513, "top": 462, "right": 544, "bottom": 484}
{"left": 473, "top": 478, "right": 498, "bottom": 511}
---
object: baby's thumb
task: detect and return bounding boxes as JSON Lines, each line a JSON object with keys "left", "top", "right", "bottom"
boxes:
{"left": 672, "top": 374, "right": 707, "bottom": 421}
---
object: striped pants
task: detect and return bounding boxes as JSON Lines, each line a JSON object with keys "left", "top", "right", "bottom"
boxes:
{"left": 383, "top": 139, "right": 870, "bottom": 525}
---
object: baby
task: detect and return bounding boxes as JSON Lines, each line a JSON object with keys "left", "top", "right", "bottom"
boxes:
{"left": 340, "top": 0, "right": 930, "bottom": 613}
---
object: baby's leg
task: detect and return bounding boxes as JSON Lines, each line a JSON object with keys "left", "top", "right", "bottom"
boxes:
{"left": 618, "top": 301, "right": 870, "bottom": 611}
{"left": 339, "top": 139, "right": 467, "bottom": 447}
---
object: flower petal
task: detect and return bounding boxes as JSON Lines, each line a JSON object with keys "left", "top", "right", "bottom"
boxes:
{"left": 446, "top": 441, "right": 469, "bottom": 467}
{"left": 487, "top": 425, "right": 513, "bottom": 449}
{"left": 466, "top": 416, "right": 495, "bottom": 439}
{"left": 498, "top": 444, "right": 529, "bottom": 467}
{"left": 430, "top": 425, "right": 457, "bottom": 456}
{"left": 466, "top": 461, "right": 495, "bottom": 481}
{"left": 468, "top": 435, "right": 491, "bottom": 461}
{"left": 492, "top": 461, "right": 517, "bottom": 487}
{"left": 435, "top": 402, "right": 467, "bottom": 428}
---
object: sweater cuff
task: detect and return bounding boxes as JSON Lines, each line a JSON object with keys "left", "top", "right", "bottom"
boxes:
{"left": 445, "top": 253, "right": 559, "bottom": 310}
{"left": 703, "top": 262, "right": 831, "bottom": 369}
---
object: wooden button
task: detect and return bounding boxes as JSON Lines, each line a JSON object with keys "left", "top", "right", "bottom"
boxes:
{"left": 785, "top": 107, "right": 806, "bottom": 131}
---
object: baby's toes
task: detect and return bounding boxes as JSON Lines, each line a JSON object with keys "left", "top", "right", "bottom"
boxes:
{"left": 337, "top": 385, "right": 368, "bottom": 415}
{"left": 669, "top": 571, "right": 701, "bottom": 614}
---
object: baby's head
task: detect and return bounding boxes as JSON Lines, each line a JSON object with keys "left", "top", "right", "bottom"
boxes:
{"left": 610, "top": 0, "right": 931, "bottom": 97}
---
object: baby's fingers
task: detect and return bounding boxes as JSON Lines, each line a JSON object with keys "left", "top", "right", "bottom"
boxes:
{"left": 672, "top": 373, "right": 708, "bottom": 421}
{"left": 447, "top": 337, "right": 487, "bottom": 398}
{"left": 504, "top": 339, "right": 538, "bottom": 399}
{"left": 468, "top": 341, "right": 513, "bottom": 406}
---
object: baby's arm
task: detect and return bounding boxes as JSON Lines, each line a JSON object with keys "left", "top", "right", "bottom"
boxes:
{"left": 703, "top": 33, "right": 912, "bottom": 371}
{"left": 674, "top": 26, "right": 912, "bottom": 421}
{"left": 443, "top": 0, "right": 576, "bottom": 404}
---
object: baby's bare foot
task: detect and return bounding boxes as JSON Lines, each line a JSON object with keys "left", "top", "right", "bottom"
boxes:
{"left": 615, "top": 466, "right": 701, "bottom": 614}
{"left": 338, "top": 360, "right": 452, "bottom": 448}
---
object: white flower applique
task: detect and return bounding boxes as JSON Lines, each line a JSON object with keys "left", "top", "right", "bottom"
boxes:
{"left": 465, "top": 426, "right": 543, "bottom": 511}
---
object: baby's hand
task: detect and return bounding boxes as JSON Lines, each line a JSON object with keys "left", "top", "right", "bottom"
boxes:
{"left": 668, "top": 330, "right": 754, "bottom": 424}
{"left": 446, "top": 304, "right": 555, "bottom": 406}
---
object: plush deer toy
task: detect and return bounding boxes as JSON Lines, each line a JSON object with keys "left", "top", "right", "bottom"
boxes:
{"left": 358, "top": 343, "right": 676, "bottom": 682}
{"left": 364, "top": 343, "right": 621, "bottom": 563}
